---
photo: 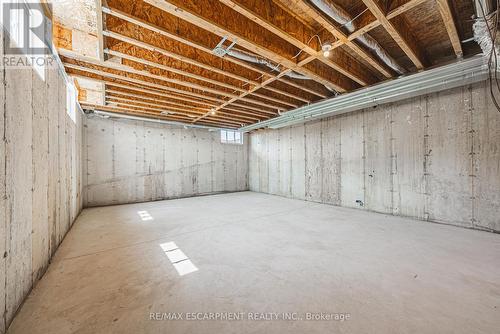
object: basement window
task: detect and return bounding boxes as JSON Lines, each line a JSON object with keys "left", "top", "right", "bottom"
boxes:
{"left": 220, "top": 130, "right": 243, "bottom": 145}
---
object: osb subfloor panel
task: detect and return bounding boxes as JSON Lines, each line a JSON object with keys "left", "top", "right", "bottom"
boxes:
{"left": 8, "top": 192, "right": 500, "bottom": 334}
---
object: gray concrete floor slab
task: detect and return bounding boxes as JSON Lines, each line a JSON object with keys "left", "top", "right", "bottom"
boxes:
{"left": 7, "top": 192, "right": 500, "bottom": 334}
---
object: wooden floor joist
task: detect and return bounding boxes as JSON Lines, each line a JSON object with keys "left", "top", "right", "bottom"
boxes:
{"left": 69, "top": 66, "right": 278, "bottom": 121}
{"left": 60, "top": 0, "right": 472, "bottom": 128}
{"left": 63, "top": 53, "right": 290, "bottom": 114}
{"left": 64, "top": 63, "right": 230, "bottom": 104}
{"left": 105, "top": 96, "right": 260, "bottom": 123}
{"left": 219, "top": 0, "right": 377, "bottom": 86}
{"left": 343, "top": 0, "right": 428, "bottom": 44}
{"left": 143, "top": 0, "right": 357, "bottom": 92}
{"left": 95, "top": 0, "right": 106, "bottom": 61}
{"left": 105, "top": 49, "right": 248, "bottom": 93}
{"left": 435, "top": 0, "right": 463, "bottom": 57}
{"left": 105, "top": 95, "right": 209, "bottom": 115}
{"left": 102, "top": 5, "right": 321, "bottom": 101}
{"left": 295, "top": 1, "right": 395, "bottom": 78}
{"left": 104, "top": 81, "right": 219, "bottom": 108}
{"left": 102, "top": 32, "right": 301, "bottom": 109}
{"left": 361, "top": 0, "right": 427, "bottom": 69}
{"left": 81, "top": 103, "right": 241, "bottom": 128}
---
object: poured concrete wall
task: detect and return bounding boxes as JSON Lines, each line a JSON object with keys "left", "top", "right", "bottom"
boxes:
{"left": 0, "top": 42, "right": 84, "bottom": 334}
{"left": 249, "top": 82, "right": 500, "bottom": 232}
{"left": 83, "top": 117, "right": 248, "bottom": 206}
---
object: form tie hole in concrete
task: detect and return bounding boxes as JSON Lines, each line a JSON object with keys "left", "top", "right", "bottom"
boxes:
{"left": 160, "top": 242, "right": 199, "bottom": 276}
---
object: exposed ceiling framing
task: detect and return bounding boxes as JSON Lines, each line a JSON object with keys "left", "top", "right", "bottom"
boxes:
{"left": 57, "top": 0, "right": 479, "bottom": 129}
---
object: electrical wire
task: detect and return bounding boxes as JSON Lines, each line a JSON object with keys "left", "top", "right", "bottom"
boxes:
{"left": 339, "top": 8, "right": 369, "bottom": 29}
{"left": 292, "top": 34, "right": 323, "bottom": 59}
{"left": 478, "top": 0, "right": 500, "bottom": 112}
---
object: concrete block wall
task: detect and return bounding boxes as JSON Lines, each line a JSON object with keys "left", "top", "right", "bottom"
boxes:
{"left": 249, "top": 81, "right": 500, "bottom": 233}
{"left": 0, "top": 40, "right": 84, "bottom": 333}
{"left": 82, "top": 117, "right": 248, "bottom": 206}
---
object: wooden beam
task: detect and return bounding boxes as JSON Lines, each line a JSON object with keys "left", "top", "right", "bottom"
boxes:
{"left": 81, "top": 103, "right": 240, "bottom": 128}
{"left": 104, "top": 101, "right": 246, "bottom": 126}
{"left": 279, "top": 77, "right": 327, "bottom": 99}
{"left": 194, "top": 66, "right": 292, "bottom": 123}
{"left": 70, "top": 74, "right": 217, "bottom": 108}
{"left": 105, "top": 83, "right": 217, "bottom": 108}
{"left": 219, "top": 106, "right": 271, "bottom": 119}
{"left": 66, "top": 65, "right": 278, "bottom": 115}
{"left": 61, "top": 49, "right": 239, "bottom": 99}
{"left": 387, "top": 0, "right": 428, "bottom": 20}
{"left": 83, "top": 103, "right": 191, "bottom": 122}
{"left": 143, "top": 0, "right": 357, "bottom": 93}
{"left": 61, "top": 48, "right": 293, "bottom": 110}
{"left": 106, "top": 49, "right": 246, "bottom": 93}
{"left": 102, "top": 5, "right": 322, "bottom": 100}
{"left": 64, "top": 62, "right": 227, "bottom": 104}
{"left": 106, "top": 78, "right": 277, "bottom": 118}
{"left": 329, "top": 0, "right": 428, "bottom": 69}
{"left": 219, "top": 0, "right": 377, "bottom": 86}
{"left": 342, "top": 0, "right": 427, "bottom": 44}
{"left": 435, "top": 0, "right": 463, "bottom": 57}
{"left": 106, "top": 95, "right": 207, "bottom": 115}
{"left": 106, "top": 33, "right": 310, "bottom": 105}
{"left": 105, "top": 89, "right": 274, "bottom": 121}
{"left": 361, "top": 0, "right": 427, "bottom": 69}
{"left": 295, "top": 0, "right": 394, "bottom": 78}
{"left": 95, "top": 0, "right": 106, "bottom": 61}
{"left": 106, "top": 89, "right": 210, "bottom": 112}
{"left": 104, "top": 30, "right": 257, "bottom": 87}
{"left": 105, "top": 96, "right": 258, "bottom": 123}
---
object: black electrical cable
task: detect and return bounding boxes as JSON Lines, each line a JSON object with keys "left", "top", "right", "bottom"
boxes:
{"left": 494, "top": 0, "right": 500, "bottom": 94}
{"left": 478, "top": 0, "right": 500, "bottom": 112}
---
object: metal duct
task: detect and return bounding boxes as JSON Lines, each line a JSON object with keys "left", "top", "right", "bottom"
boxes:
{"left": 227, "top": 49, "right": 311, "bottom": 80}
{"left": 239, "top": 55, "right": 488, "bottom": 131}
{"left": 310, "top": 0, "right": 406, "bottom": 74}
{"left": 87, "top": 110, "right": 233, "bottom": 131}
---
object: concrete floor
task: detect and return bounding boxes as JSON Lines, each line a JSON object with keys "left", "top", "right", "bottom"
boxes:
{"left": 7, "top": 192, "right": 500, "bottom": 334}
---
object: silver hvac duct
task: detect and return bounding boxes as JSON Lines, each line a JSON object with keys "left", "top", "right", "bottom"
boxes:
{"left": 227, "top": 49, "right": 311, "bottom": 80}
{"left": 310, "top": 0, "right": 406, "bottom": 74}
{"left": 87, "top": 110, "right": 233, "bottom": 131}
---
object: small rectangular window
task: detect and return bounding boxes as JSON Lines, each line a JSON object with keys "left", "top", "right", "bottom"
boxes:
{"left": 220, "top": 130, "right": 243, "bottom": 145}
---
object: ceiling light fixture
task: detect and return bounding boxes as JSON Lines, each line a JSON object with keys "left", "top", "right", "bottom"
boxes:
{"left": 210, "top": 109, "right": 217, "bottom": 116}
{"left": 322, "top": 43, "right": 332, "bottom": 58}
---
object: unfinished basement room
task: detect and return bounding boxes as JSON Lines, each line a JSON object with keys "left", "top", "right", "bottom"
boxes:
{"left": 1, "top": 0, "right": 500, "bottom": 333}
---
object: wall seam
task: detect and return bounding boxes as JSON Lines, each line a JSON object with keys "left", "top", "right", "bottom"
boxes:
{"left": 390, "top": 105, "right": 396, "bottom": 215}
{"left": 362, "top": 111, "right": 366, "bottom": 207}
{"left": 211, "top": 132, "right": 214, "bottom": 193}
{"left": 338, "top": 116, "right": 342, "bottom": 205}
{"left": 278, "top": 130, "right": 281, "bottom": 195}
{"left": 423, "top": 96, "right": 430, "bottom": 221}
{"left": 2, "top": 30, "right": 7, "bottom": 332}
{"left": 266, "top": 133, "right": 269, "bottom": 193}
{"left": 303, "top": 124, "right": 307, "bottom": 199}
{"left": 320, "top": 119, "right": 324, "bottom": 201}
{"left": 469, "top": 85, "right": 476, "bottom": 228}
{"left": 30, "top": 69, "right": 35, "bottom": 286}
{"left": 288, "top": 128, "right": 292, "bottom": 197}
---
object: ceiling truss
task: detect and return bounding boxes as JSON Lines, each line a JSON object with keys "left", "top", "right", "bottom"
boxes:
{"left": 60, "top": 0, "right": 468, "bottom": 128}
